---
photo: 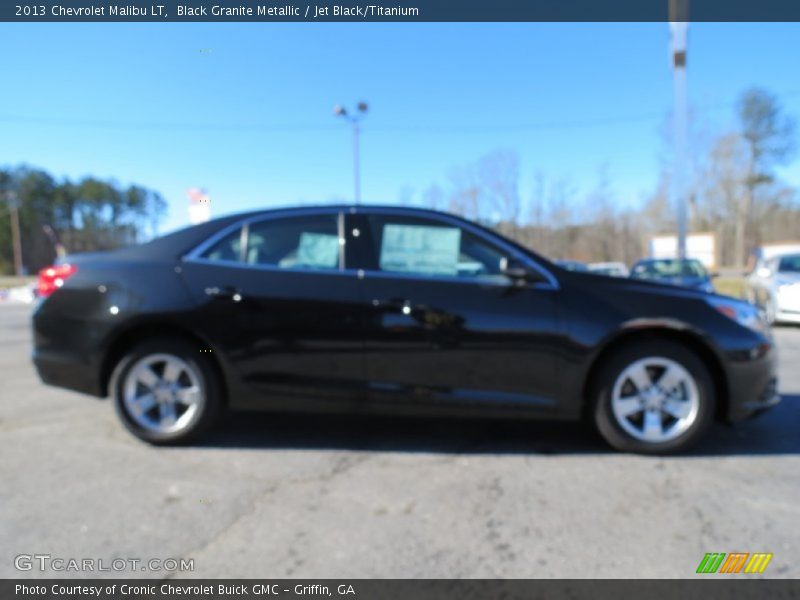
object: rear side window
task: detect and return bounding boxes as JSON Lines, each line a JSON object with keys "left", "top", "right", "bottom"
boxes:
{"left": 200, "top": 215, "right": 340, "bottom": 271}
{"left": 202, "top": 228, "right": 243, "bottom": 262}
{"left": 364, "top": 214, "right": 506, "bottom": 281}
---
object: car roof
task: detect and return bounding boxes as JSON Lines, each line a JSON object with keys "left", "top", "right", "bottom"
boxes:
{"left": 95, "top": 204, "right": 520, "bottom": 263}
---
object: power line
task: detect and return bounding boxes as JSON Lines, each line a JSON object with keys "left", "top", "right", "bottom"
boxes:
{"left": 2, "top": 90, "right": 799, "bottom": 134}
{"left": 0, "top": 114, "right": 340, "bottom": 132}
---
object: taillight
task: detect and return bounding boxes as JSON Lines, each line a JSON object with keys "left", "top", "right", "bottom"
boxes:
{"left": 37, "top": 264, "right": 77, "bottom": 297}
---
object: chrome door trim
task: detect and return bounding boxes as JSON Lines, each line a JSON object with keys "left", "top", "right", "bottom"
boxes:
{"left": 182, "top": 206, "right": 348, "bottom": 274}
{"left": 181, "top": 205, "right": 560, "bottom": 290}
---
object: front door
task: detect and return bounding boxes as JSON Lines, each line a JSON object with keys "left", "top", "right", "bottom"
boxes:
{"left": 350, "top": 210, "right": 560, "bottom": 415}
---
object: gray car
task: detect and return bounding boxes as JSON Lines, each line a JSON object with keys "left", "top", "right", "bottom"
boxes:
{"left": 747, "top": 253, "right": 800, "bottom": 324}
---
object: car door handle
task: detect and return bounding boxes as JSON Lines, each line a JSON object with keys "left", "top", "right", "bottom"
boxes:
{"left": 372, "top": 298, "right": 413, "bottom": 314}
{"left": 205, "top": 286, "right": 243, "bottom": 302}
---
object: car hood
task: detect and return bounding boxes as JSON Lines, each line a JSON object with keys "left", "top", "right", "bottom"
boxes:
{"left": 566, "top": 269, "right": 714, "bottom": 300}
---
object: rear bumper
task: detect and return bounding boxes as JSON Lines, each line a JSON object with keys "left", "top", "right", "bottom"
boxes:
{"left": 32, "top": 349, "right": 105, "bottom": 397}
{"left": 724, "top": 340, "right": 780, "bottom": 422}
{"left": 31, "top": 293, "right": 109, "bottom": 397}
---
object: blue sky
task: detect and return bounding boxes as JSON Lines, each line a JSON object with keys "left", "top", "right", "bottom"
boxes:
{"left": 1, "top": 22, "right": 799, "bottom": 234}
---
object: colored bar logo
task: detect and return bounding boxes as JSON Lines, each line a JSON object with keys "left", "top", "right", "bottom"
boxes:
{"left": 697, "top": 553, "right": 773, "bottom": 574}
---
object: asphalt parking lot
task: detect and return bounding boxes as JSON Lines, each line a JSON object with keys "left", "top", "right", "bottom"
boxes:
{"left": 1, "top": 303, "right": 798, "bottom": 579}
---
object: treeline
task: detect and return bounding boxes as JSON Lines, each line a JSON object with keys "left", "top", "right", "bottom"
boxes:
{"left": 0, "top": 166, "right": 166, "bottom": 274}
{"left": 414, "top": 86, "right": 800, "bottom": 268}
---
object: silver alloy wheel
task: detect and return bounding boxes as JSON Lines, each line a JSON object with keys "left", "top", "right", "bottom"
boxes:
{"left": 122, "top": 353, "right": 204, "bottom": 434}
{"left": 610, "top": 356, "right": 700, "bottom": 443}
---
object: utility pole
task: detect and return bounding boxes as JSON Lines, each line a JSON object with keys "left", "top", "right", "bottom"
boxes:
{"left": 334, "top": 102, "right": 369, "bottom": 204}
{"left": 353, "top": 119, "right": 361, "bottom": 205}
{"left": 669, "top": 0, "right": 689, "bottom": 260}
{"left": 4, "top": 190, "right": 24, "bottom": 276}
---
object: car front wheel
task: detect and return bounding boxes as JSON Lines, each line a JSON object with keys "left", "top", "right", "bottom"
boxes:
{"left": 110, "top": 338, "right": 222, "bottom": 444}
{"left": 592, "top": 340, "right": 715, "bottom": 454}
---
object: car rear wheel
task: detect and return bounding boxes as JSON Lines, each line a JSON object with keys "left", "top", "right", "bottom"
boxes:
{"left": 592, "top": 340, "right": 715, "bottom": 454}
{"left": 110, "top": 338, "right": 222, "bottom": 444}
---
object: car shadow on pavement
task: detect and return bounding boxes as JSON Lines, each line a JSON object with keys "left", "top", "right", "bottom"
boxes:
{"left": 199, "top": 394, "right": 800, "bottom": 457}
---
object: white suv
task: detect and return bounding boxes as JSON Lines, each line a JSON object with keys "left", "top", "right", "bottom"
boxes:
{"left": 747, "top": 253, "right": 800, "bottom": 324}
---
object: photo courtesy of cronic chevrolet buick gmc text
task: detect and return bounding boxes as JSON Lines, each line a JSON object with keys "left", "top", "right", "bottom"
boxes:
{"left": 31, "top": 206, "right": 779, "bottom": 454}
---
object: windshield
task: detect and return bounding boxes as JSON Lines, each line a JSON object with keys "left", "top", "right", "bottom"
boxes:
{"left": 778, "top": 254, "right": 800, "bottom": 273}
{"left": 631, "top": 259, "right": 707, "bottom": 279}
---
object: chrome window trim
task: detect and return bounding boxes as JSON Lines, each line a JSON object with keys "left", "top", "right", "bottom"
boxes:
{"left": 177, "top": 258, "right": 514, "bottom": 286}
{"left": 183, "top": 207, "right": 346, "bottom": 274}
{"left": 182, "top": 205, "right": 559, "bottom": 290}
{"left": 183, "top": 257, "right": 362, "bottom": 279}
{"left": 348, "top": 268, "right": 527, "bottom": 288}
{"left": 356, "top": 207, "right": 560, "bottom": 290}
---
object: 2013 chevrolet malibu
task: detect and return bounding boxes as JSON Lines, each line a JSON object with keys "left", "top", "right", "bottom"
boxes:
{"left": 32, "top": 206, "right": 779, "bottom": 453}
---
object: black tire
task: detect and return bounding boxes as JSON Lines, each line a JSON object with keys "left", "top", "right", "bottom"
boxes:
{"left": 110, "top": 338, "right": 222, "bottom": 444}
{"left": 591, "top": 340, "right": 715, "bottom": 454}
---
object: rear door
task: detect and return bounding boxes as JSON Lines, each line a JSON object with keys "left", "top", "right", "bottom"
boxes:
{"left": 179, "top": 209, "right": 366, "bottom": 410}
{"left": 350, "top": 210, "right": 561, "bottom": 415}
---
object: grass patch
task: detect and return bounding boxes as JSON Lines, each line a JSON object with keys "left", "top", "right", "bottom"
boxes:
{"left": 714, "top": 276, "right": 747, "bottom": 299}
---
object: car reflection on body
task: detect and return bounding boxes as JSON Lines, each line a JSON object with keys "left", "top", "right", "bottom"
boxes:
{"left": 629, "top": 258, "right": 716, "bottom": 294}
{"left": 554, "top": 259, "right": 589, "bottom": 272}
{"left": 589, "top": 262, "right": 630, "bottom": 277}
{"left": 32, "top": 206, "right": 778, "bottom": 454}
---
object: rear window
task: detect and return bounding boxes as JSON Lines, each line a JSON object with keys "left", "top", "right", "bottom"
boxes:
{"left": 200, "top": 215, "right": 340, "bottom": 271}
{"left": 632, "top": 259, "right": 706, "bottom": 278}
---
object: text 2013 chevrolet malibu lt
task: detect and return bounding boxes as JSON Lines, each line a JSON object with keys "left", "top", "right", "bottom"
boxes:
{"left": 32, "top": 206, "right": 779, "bottom": 453}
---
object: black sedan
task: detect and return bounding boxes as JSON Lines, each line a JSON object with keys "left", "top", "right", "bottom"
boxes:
{"left": 32, "top": 206, "right": 779, "bottom": 453}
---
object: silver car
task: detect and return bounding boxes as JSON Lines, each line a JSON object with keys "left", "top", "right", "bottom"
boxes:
{"left": 747, "top": 253, "right": 800, "bottom": 324}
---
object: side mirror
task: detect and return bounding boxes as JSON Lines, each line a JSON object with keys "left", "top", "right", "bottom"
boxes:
{"left": 500, "top": 257, "right": 539, "bottom": 284}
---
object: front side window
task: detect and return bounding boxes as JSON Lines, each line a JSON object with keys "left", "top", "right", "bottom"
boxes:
{"left": 364, "top": 214, "right": 506, "bottom": 281}
{"left": 200, "top": 214, "right": 340, "bottom": 271}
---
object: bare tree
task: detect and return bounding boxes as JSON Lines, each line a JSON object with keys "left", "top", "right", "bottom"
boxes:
{"left": 736, "top": 87, "right": 796, "bottom": 265}
{"left": 405, "top": 87, "right": 799, "bottom": 269}
{"left": 477, "top": 149, "right": 522, "bottom": 231}
{"left": 421, "top": 184, "right": 446, "bottom": 212}
{"left": 445, "top": 163, "right": 482, "bottom": 221}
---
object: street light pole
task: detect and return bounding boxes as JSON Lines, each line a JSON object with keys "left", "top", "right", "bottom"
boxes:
{"left": 334, "top": 102, "right": 368, "bottom": 204}
{"left": 669, "top": 0, "right": 689, "bottom": 260}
